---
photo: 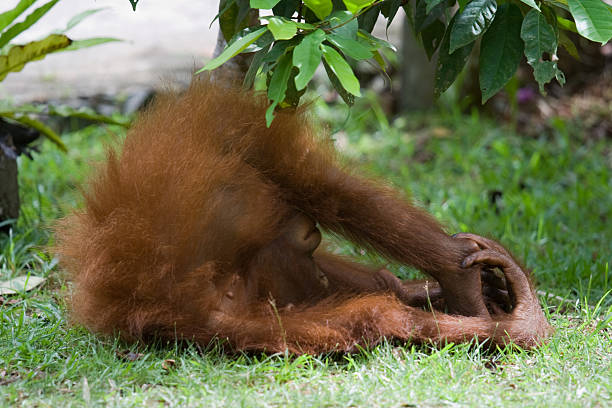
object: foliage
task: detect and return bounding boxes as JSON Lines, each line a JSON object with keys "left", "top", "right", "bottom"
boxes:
{"left": 184, "top": 0, "right": 612, "bottom": 124}
{"left": 0, "top": 0, "right": 121, "bottom": 150}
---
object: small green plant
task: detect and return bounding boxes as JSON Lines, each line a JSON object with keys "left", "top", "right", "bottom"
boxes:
{"left": 0, "top": 0, "right": 122, "bottom": 150}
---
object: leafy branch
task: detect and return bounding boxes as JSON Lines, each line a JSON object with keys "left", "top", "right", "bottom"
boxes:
{"left": 132, "top": 0, "right": 612, "bottom": 125}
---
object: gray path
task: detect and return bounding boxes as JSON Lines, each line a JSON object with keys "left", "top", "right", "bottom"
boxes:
{"left": 0, "top": 0, "right": 219, "bottom": 102}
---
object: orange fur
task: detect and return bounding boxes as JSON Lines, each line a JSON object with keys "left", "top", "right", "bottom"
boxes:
{"left": 55, "top": 81, "right": 551, "bottom": 354}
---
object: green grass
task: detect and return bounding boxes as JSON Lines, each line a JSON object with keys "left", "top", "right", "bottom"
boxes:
{"left": 1, "top": 108, "right": 611, "bottom": 407}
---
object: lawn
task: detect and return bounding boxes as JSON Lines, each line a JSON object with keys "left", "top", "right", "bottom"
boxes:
{"left": 1, "top": 104, "right": 611, "bottom": 407}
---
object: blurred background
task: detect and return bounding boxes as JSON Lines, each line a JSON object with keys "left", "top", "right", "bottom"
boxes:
{"left": 0, "top": 0, "right": 221, "bottom": 101}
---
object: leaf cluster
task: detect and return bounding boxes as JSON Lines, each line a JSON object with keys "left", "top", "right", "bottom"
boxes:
{"left": 199, "top": 0, "right": 612, "bottom": 122}
{"left": 429, "top": 0, "right": 612, "bottom": 102}
{"left": 0, "top": 0, "right": 122, "bottom": 150}
{"left": 201, "top": 0, "right": 396, "bottom": 125}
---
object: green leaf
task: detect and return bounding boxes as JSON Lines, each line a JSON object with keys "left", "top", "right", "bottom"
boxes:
{"left": 0, "top": 112, "right": 66, "bottom": 151}
{"left": 534, "top": 62, "right": 565, "bottom": 90}
{"left": 450, "top": 0, "right": 497, "bottom": 53}
{"left": 327, "top": 33, "right": 373, "bottom": 60}
{"left": 243, "top": 44, "right": 270, "bottom": 89}
{"left": 235, "top": 0, "right": 253, "bottom": 27}
{"left": 45, "top": 104, "right": 129, "bottom": 127}
{"left": 267, "top": 16, "right": 297, "bottom": 40}
{"left": 0, "top": 0, "right": 36, "bottom": 33}
{"left": 261, "top": 37, "right": 300, "bottom": 66}
{"left": 320, "top": 43, "right": 361, "bottom": 96}
{"left": 293, "top": 29, "right": 325, "bottom": 90}
{"left": 372, "top": 50, "right": 387, "bottom": 72}
{"left": 521, "top": 10, "right": 558, "bottom": 64}
{"left": 197, "top": 27, "right": 268, "bottom": 72}
{"left": 425, "top": 0, "right": 446, "bottom": 14}
{"left": 357, "top": 29, "right": 397, "bottom": 51}
{"left": 322, "top": 58, "right": 355, "bottom": 105}
{"left": 59, "top": 8, "right": 106, "bottom": 33}
{"left": 273, "top": 0, "right": 301, "bottom": 17}
{"left": 218, "top": 0, "right": 239, "bottom": 41}
{"left": 265, "top": 101, "right": 279, "bottom": 126}
{"left": 479, "top": 4, "right": 524, "bottom": 103}
{"left": 329, "top": 10, "right": 359, "bottom": 39}
{"left": 295, "top": 21, "right": 317, "bottom": 29}
{"left": 434, "top": 17, "right": 474, "bottom": 97}
{"left": 521, "top": 9, "right": 565, "bottom": 92}
{"left": 558, "top": 31, "right": 580, "bottom": 60}
{"left": 283, "top": 67, "right": 305, "bottom": 107}
{"left": 358, "top": 4, "right": 381, "bottom": 32}
{"left": 7, "top": 102, "right": 130, "bottom": 126}
{"left": 241, "top": 28, "right": 274, "bottom": 53}
{"left": 557, "top": 17, "right": 577, "bottom": 33}
{"left": 303, "top": 0, "right": 333, "bottom": 20}
{"left": 0, "top": 34, "right": 71, "bottom": 81}
{"left": 61, "top": 37, "right": 121, "bottom": 52}
{"left": 0, "top": 0, "right": 60, "bottom": 49}
{"left": 343, "top": 0, "right": 377, "bottom": 14}
{"left": 415, "top": 0, "right": 449, "bottom": 32}
{"left": 421, "top": 19, "right": 446, "bottom": 60}
{"left": 266, "top": 52, "right": 293, "bottom": 125}
{"left": 268, "top": 53, "right": 293, "bottom": 103}
{"left": 217, "top": 0, "right": 251, "bottom": 41}
{"left": 251, "top": 0, "right": 281, "bottom": 8}
{"left": 0, "top": 275, "right": 46, "bottom": 295}
{"left": 545, "top": 0, "right": 569, "bottom": 12}
{"left": 519, "top": 0, "right": 540, "bottom": 11}
{"left": 567, "top": 0, "right": 612, "bottom": 44}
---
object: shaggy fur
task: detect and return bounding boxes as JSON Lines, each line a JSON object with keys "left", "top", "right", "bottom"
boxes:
{"left": 55, "top": 82, "right": 551, "bottom": 354}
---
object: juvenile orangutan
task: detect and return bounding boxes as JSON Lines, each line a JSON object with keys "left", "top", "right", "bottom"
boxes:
{"left": 55, "top": 81, "right": 551, "bottom": 354}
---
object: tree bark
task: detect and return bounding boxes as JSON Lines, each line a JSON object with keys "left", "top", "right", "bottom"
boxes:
{"left": 400, "top": 20, "right": 436, "bottom": 111}
{"left": 0, "top": 146, "right": 19, "bottom": 231}
{"left": 209, "top": 28, "right": 252, "bottom": 84}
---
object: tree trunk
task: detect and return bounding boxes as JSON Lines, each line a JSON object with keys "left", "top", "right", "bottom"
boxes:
{"left": 399, "top": 20, "right": 436, "bottom": 111}
{"left": 209, "top": 29, "right": 253, "bottom": 84}
{"left": 209, "top": 8, "right": 259, "bottom": 84}
{"left": 0, "top": 147, "right": 19, "bottom": 231}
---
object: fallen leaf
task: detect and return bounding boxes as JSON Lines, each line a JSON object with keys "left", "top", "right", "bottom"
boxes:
{"left": 0, "top": 370, "right": 20, "bottom": 386}
{"left": 115, "top": 350, "right": 144, "bottom": 361}
{"left": 0, "top": 275, "right": 46, "bottom": 295}
{"left": 0, "top": 297, "right": 20, "bottom": 306}
{"left": 162, "top": 359, "right": 176, "bottom": 371}
{"left": 82, "top": 377, "right": 90, "bottom": 405}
